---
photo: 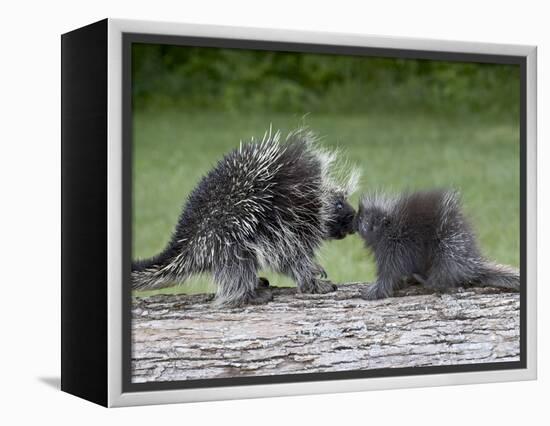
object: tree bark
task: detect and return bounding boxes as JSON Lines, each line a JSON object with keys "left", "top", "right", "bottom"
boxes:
{"left": 132, "top": 283, "right": 520, "bottom": 383}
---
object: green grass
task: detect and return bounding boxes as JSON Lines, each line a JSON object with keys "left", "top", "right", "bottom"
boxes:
{"left": 133, "top": 110, "right": 519, "bottom": 297}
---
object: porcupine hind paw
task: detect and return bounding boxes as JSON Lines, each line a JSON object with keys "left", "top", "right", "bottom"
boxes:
{"left": 247, "top": 286, "right": 274, "bottom": 305}
{"left": 257, "top": 277, "right": 270, "bottom": 288}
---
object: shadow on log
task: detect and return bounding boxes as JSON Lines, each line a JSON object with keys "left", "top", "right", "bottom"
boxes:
{"left": 132, "top": 283, "right": 519, "bottom": 383}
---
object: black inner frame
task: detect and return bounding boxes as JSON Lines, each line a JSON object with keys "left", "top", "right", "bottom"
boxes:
{"left": 122, "top": 32, "right": 527, "bottom": 393}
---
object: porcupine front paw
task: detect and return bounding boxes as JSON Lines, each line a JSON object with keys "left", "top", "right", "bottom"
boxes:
{"left": 360, "top": 283, "right": 389, "bottom": 300}
{"left": 315, "top": 264, "right": 328, "bottom": 279}
{"left": 301, "top": 279, "right": 337, "bottom": 294}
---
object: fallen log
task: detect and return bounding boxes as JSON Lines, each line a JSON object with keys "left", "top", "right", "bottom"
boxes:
{"left": 131, "top": 283, "right": 520, "bottom": 383}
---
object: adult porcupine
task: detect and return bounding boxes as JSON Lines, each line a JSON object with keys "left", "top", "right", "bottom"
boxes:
{"left": 355, "top": 189, "right": 519, "bottom": 300}
{"left": 132, "top": 128, "right": 359, "bottom": 307}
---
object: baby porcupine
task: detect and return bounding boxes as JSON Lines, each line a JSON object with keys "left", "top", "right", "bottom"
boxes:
{"left": 132, "top": 128, "right": 359, "bottom": 307}
{"left": 355, "top": 189, "right": 520, "bottom": 300}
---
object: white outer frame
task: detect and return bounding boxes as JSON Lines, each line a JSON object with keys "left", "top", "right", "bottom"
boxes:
{"left": 106, "top": 18, "right": 537, "bottom": 407}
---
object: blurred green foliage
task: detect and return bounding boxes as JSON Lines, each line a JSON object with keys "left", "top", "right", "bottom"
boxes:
{"left": 132, "top": 43, "right": 520, "bottom": 118}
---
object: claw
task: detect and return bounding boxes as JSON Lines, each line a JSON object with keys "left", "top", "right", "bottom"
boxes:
{"left": 315, "top": 264, "right": 328, "bottom": 279}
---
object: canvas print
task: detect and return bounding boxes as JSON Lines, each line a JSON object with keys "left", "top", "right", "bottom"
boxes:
{"left": 130, "top": 42, "right": 520, "bottom": 384}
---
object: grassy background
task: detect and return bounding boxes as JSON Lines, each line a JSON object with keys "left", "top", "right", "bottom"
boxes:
{"left": 132, "top": 45, "right": 520, "bottom": 296}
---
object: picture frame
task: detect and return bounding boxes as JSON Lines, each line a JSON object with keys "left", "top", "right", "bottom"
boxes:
{"left": 61, "top": 18, "right": 537, "bottom": 407}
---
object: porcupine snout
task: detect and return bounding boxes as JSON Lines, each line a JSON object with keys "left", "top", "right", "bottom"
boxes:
{"left": 328, "top": 198, "right": 356, "bottom": 240}
{"left": 342, "top": 209, "right": 356, "bottom": 236}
